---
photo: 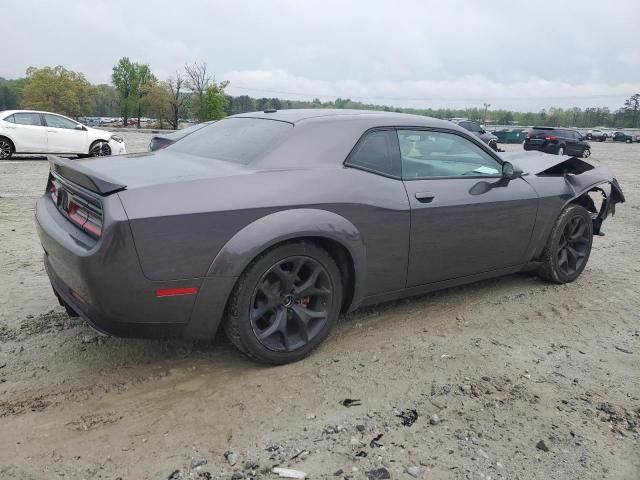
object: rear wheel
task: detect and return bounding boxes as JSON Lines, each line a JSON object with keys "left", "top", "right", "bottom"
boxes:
{"left": 538, "top": 204, "right": 593, "bottom": 284}
{"left": 0, "top": 137, "right": 13, "bottom": 159}
{"left": 557, "top": 146, "right": 565, "bottom": 156}
{"left": 223, "top": 242, "right": 343, "bottom": 364}
{"left": 89, "top": 140, "right": 112, "bottom": 157}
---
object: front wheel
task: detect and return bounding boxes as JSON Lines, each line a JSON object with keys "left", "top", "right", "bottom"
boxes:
{"left": 582, "top": 148, "right": 591, "bottom": 158}
{"left": 89, "top": 141, "right": 112, "bottom": 157}
{"left": 537, "top": 204, "right": 593, "bottom": 284}
{"left": 0, "top": 138, "right": 13, "bottom": 159}
{"left": 223, "top": 242, "right": 343, "bottom": 364}
{"left": 557, "top": 146, "right": 565, "bottom": 156}
{"left": 626, "top": 138, "right": 632, "bottom": 144}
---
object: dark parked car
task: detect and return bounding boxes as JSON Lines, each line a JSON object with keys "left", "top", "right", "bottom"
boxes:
{"left": 36, "top": 110, "right": 624, "bottom": 364}
{"left": 148, "top": 121, "right": 216, "bottom": 151}
{"left": 611, "top": 131, "right": 637, "bottom": 143}
{"left": 449, "top": 119, "right": 499, "bottom": 151}
{"left": 524, "top": 127, "right": 591, "bottom": 157}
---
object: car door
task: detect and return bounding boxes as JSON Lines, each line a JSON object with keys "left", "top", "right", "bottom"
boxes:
{"left": 42, "top": 113, "right": 88, "bottom": 154}
{"left": 565, "top": 130, "right": 581, "bottom": 155}
{"left": 398, "top": 129, "right": 539, "bottom": 287}
{"left": 1, "top": 112, "right": 48, "bottom": 152}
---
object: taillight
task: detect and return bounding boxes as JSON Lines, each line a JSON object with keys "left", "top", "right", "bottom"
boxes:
{"left": 48, "top": 175, "right": 103, "bottom": 239}
{"left": 49, "top": 179, "right": 59, "bottom": 204}
{"left": 66, "top": 200, "right": 102, "bottom": 238}
{"left": 545, "top": 135, "right": 558, "bottom": 141}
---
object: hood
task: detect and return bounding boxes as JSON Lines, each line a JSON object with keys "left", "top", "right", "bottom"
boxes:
{"left": 87, "top": 126, "right": 112, "bottom": 137}
{"left": 49, "top": 150, "right": 252, "bottom": 195}
{"left": 498, "top": 150, "right": 587, "bottom": 175}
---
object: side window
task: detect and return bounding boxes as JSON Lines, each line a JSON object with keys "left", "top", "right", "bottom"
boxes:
{"left": 43, "top": 114, "right": 77, "bottom": 130}
{"left": 398, "top": 130, "right": 502, "bottom": 179}
{"left": 3, "top": 114, "right": 15, "bottom": 123}
{"left": 13, "top": 112, "right": 42, "bottom": 126}
{"left": 346, "top": 130, "right": 400, "bottom": 177}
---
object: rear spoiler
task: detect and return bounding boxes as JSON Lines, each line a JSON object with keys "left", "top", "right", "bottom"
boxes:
{"left": 47, "top": 155, "right": 126, "bottom": 195}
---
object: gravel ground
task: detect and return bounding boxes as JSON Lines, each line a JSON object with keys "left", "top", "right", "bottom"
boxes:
{"left": 0, "top": 134, "right": 638, "bottom": 480}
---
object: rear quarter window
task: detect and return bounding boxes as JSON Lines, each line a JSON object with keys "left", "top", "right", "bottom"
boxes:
{"left": 170, "top": 118, "right": 292, "bottom": 164}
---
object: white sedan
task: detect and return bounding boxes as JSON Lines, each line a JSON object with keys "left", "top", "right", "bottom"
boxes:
{"left": 0, "top": 110, "right": 126, "bottom": 159}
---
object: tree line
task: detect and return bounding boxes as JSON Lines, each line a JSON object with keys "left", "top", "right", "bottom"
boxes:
{"left": 1, "top": 62, "right": 639, "bottom": 129}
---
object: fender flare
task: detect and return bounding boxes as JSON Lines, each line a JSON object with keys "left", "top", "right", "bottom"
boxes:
{"left": 564, "top": 166, "right": 625, "bottom": 234}
{"left": 206, "top": 208, "right": 367, "bottom": 309}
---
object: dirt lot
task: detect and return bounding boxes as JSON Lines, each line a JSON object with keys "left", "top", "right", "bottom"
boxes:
{"left": 0, "top": 134, "right": 638, "bottom": 480}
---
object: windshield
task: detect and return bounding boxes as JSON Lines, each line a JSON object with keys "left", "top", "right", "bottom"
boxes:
{"left": 170, "top": 118, "right": 293, "bottom": 164}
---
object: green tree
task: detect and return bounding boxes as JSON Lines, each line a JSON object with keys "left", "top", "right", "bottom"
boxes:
{"left": 21, "top": 66, "right": 93, "bottom": 117}
{"left": 111, "top": 57, "right": 138, "bottom": 126}
{"left": 111, "top": 58, "right": 154, "bottom": 127}
{"left": 184, "top": 61, "right": 211, "bottom": 121}
{"left": 93, "top": 84, "right": 119, "bottom": 116}
{"left": 624, "top": 93, "right": 640, "bottom": 128}
{"left": 140, "top": 82, "right": 171, "bottom": 128}
{"left": 134, "top": 65, "right": 156, "bottom": 127}
{"left": 202, "top": 81, "right": 229, "bottom": 120}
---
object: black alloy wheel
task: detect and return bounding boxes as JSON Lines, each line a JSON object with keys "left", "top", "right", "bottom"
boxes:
{"left": 89, "top": 141, "right": 112, "bottom": 157}
{"left": 223, "top": 241, "right": 343, "bottom": 364}
{"left": 0, "top": 138, "right": 13, "bottom": 159}
{"left": 250, "top": 256, "right": 333, "bottom": 352}
{"left": 538, "top": 204, "right": 593, "bottom": 284}
{"left": 556, "top": 215, "right": 590, "bottom": 277}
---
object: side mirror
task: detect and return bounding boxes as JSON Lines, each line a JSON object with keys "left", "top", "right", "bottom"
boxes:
{"left": 479, "top": 129, "right": 486, "bottom": 134}
{"left": 74, "top": 124, "right": 86, "bottom": 131}
{"left": 502, "top": 161, "right": 522, "bottom": 180}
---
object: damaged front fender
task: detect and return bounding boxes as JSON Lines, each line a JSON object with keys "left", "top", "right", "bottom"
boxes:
{"left": 563, "top": 166, "right": 625, "bottom": 235}
{"left": 501, "top": 151, "right": 626, "bottom": 235}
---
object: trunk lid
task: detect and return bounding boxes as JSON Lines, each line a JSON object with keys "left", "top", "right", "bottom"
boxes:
{"left": 49, "top": 150, "right": 252, "bottom": 195}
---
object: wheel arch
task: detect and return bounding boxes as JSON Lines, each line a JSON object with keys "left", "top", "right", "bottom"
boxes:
{"left": 0, "top": 134, "right": 16, "bottom": 151}
{"left": 206, "top": 208, "right": 366, "bottom": 312}
{"left": 88, "top": 138, "right": 111, "bottom": 154}
{"left": 564, "top": 173, "right": 625, "bottom": 235}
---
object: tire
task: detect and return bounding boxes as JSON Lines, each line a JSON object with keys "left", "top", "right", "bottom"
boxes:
{"left": 0, "top": 137, "right": 14, "bottom": 159}
{"left": 89, "top": 140, "right": 112, "bottom": 157}
{"left": 582, "top": 148, "right": 591, "bottom": 158}
{"left": 538, "top": 204, "right": 593, "bottom": 284}
{"left": 626, "top": 138, "right": 632, "bottom": 144}
{"left": 557, "top": 146, "right": 565, "bottom": 156}
{"left": 223, "top": 241, "right": 343, "bottom": 364}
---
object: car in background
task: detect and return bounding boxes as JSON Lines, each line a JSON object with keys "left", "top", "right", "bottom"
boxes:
{"left": 36, "top": 109, "right": 624, "bottom": 364}
{"left": 586, "top": 129, "right": 608, "bottom": 142}
{"left": 149, "top": 121, "right": 216, "bottom": 151}
{"left": 449, "top": 119, "right": 499, "bottom": 151}
{"left": 0, "top": 110, "right": 126, "bottom": 159}
{"left": 524, "top": 127, "right": 591, "bottom": 157}
{"left": 611, "top": 131, "right": 638, "bottom": 143}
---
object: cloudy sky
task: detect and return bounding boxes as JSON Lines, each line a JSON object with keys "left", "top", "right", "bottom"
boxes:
{"left": 4, "top": 0, "right": 640, "bottom": 111}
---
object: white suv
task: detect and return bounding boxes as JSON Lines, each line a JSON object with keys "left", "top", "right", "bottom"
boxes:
{"left": 0, "top": 110, "right": 126, "bottom": 159}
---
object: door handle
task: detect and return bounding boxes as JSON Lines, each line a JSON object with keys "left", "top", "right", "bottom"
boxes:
{"left": 415, "top": 192, "right": 436, "bottom": 203}
{"left": 47, "top": 130, "right": 57, "bottom": 133}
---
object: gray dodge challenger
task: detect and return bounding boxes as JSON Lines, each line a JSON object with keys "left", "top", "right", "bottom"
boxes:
{"left": 36, "top": 109, "right": 625, "bottom": 364}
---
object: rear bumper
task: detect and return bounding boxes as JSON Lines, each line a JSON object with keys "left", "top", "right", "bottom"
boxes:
{"left": 524, "top": 143, "right": 557, "bottom": 154}
{"left": 35, "top": 194, "right": 235, "bottom": 340}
